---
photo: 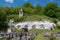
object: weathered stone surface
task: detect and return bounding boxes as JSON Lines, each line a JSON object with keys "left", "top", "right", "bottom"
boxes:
{"left": 13, "top": 37, "right": 20, "bottom": 40}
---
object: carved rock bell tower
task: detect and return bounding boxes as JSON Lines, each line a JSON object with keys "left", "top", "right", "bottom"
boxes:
{"left": 19, "top": 8, "right": 23, "bottom": 17}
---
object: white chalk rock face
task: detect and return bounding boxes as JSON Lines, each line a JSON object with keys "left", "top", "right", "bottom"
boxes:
{"left": 7, "top": 19, "right": 56, "bottom": 30}
{"left": 14, "top": 20, "right": 56, "bottom": 30}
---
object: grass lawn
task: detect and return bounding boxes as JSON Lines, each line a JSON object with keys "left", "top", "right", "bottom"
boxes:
{"left": 23, "top": 14, "right": 56, "bottom": 22}
{"left": 34, "top": 34, "right": 44, "bottom": 40}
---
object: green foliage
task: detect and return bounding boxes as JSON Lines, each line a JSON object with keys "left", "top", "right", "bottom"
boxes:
{"left": 0, "top": 10, "right": 6, "bottom": 21}
{"left": 0, "top": 10, "right": 8, "bottom": 30}
{"left": 23, "top": 7, "right": 34, "bottom": 15}
{"left": 47, "top": 9, "right": 55, "bottom": 17}
{"left": 23, "top": 2, "right": 33, "bottom": 8}
{"left": 34, "top": 4, "right": 42, "bottom": 15}
{"left": 55, "top": 8, "right": 60, "bottom": 20}
{"left": 34, "top": 34, "right": 44, "bottom": 40}
{"left": 52, "top": 19, "right": 57, "bottom": 24}
{"left": 11, "top": 6, "right": 20, "bottom": 14}
{"left": 44, "top": 2, "right": 57, "bottom": 18}
{"left": 7, "top": 14, "right": 23, "bottom": 22}
{"left": 49, "top": 35, "right": 56, "bottom": 40}
{"left": 56, "top": 25, "right": 60, "bottom": 29}
{"left": 45, "top": 2, "right": 57, "bottom": 10}
{"left": 0, "top": 22, "right": 8, "bottom": 31}
{"left": 14, "top": 16, "right": 23, "bottom": 22}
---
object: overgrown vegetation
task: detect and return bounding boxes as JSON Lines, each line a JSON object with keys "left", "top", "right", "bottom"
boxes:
{"left": 0, "top": 2, "right": 60, "bottom": 30}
